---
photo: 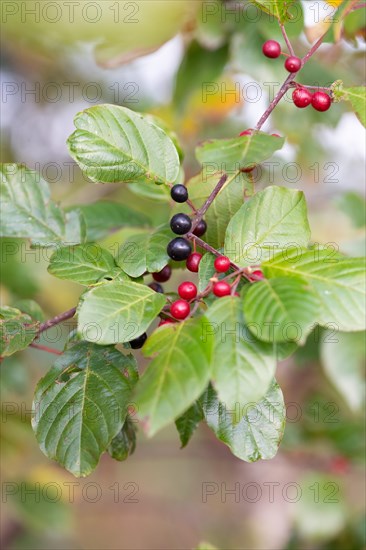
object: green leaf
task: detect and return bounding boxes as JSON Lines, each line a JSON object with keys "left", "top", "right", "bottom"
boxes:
{"left": 198, "top": 252, "right": 217, "bottom": 293}
{"left": 32, "top": 342, "right": 136, "bottom": 477}
{"left": 250, "top": 0, "right": 297, "bottom": 23}
{"left": 48, "top": 244, "right": 121, "bottom": 286}
{"left": 205, "top": 297, "right": 277, "bottom": 419}
{"left": 134, "top": 317, "right": 214, "bottom": 437}
{"left": 336, "top": 191, "right": 366, "bottom": 228}
{"left": 0, "top": 306, "right": 38, "bottom": 358}
{"left": 224, "top": 186, "right": 311, "bottom": 266}
{"left": 116, "top": 225, "right": 173, "bottom": 277}
{"left": 174, "top": 40, "right": 229, "bottom": 111}
{"left": 186, "top": 171, "right": 247, "bottom": 249}
{"left": 12, "top": 300, "right": 45, "bottom": 322}
{"left": 343, "top": 87, "right": 366, "bottom": 128}
{"left": 0, "top": 164, "right": 83, "bottom": 246}
{"left": 175, "top": 402, "right": 204, "bottom": 448}
{"left": 196, "top": 133, "right": 284, "bottom": 173}
{"left": 77, "top": 280, "right": 166, "bottom": 344}
{"left": 263, "top": 249, "right": 366, "bottom": 332}
{"left": 108, "top": 416, "right": 137, "bottom": 461}
{"left": 127, "top": 181, "right": 171, "bottom": 202}
{"left": 200, "top": 381, "right": 286, "bottom": 462}
{"left": 69, "top": 201, "right": 150, "bottom": 241}
{"left": 321, "top": 331, "right": 365, "bottom": 412}
{"left": 244, "top": 277, "right": 319, "bottom": 344}
{"left": 67, "top": 105, "right": 180, "bottom": 185}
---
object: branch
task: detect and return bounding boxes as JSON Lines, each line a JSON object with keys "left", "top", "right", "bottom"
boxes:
{"left": 280, "top": 23, "right": 295, "bottom": 56}
{"left": 256, "top": 32, "right": 328, "bottom": 131}
{"left": 38, "top": 307, "right": 77, "bottom": 334}
{"left": 256, "top": 73, "right": 295, "bottom": 130}
{"left": 30, "top": 343, "right": 63, "bottom": 355}
{"left": 191, "top": 173, "right": 228, "bottom": 230}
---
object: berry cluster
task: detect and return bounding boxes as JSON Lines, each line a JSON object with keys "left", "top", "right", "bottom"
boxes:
{"left": 262, "top": 40, "right": 332, "bottom": 112}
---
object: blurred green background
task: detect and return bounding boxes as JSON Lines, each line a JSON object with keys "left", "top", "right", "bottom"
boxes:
{"left": 1, "top": 1, "right": 365, "bottom": 548}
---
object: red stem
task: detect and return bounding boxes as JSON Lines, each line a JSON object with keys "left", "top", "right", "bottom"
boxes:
{"left": 280, "top": 23, "right": 295, "bottom": 56}
{"left": 30, "top": 343, "right": 63, "bottom": 355}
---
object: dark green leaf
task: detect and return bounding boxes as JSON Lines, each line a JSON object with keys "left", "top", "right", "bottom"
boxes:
{"left": 108, "top": 416, "right": 137, "bottom": 461}
{"left": 32, "top": 342, "right": 136, "bottom": 477}
{"left": 0, "top": 306, "right": 38, "bottom": 358}
{"left": 175, "top": 402, "right": 204, "bottom": 448}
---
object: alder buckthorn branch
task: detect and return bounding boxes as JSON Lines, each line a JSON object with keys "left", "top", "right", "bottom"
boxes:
{"left": 30, "top": 22, "right": 342, "bottom": 352}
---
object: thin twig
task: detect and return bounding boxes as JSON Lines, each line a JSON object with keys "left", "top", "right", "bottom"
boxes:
{"left": 191, "top": 173, "right": 228, "bottom": 229}
{"left": 280, "top": 23, "right": 295, "bottom": 56}
{"left": 38, "top": 307, "right": 77, "bottom": 334}
{"left": 30, "top": 343, "right": 63, "bottom": 355}
{"left": 256, "top": 32, "right": 328, "bottom": 131}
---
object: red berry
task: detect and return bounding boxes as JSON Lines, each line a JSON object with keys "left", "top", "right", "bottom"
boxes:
{"left": 214, "top": 256, "right": 231, "bottom": 273}
{"left": 153, "top": 265, "right": 171, "bottom": 283}
{"left": 292, "top": 87, "right": 313, "bottom": 109}
{"left": 239, "top": 129, "right": 253, "bottom": 137}
{"left": 284, "top": 56, "right": 302, "bottom": 73}
{"left": 178, "top": 282, "right": 197, "bottom": 301}
{"left": 170, "top": 300, "right": 190, "bottom": 320}
{"left": 312, "top": 91, "right": 332, "bottom": 112}
{"left": 252, "top": 270, "right": 265, "bottom": 281}
{"left": 213, "top": 281, "right": 231, "bottom": 297}
{"left": 158, "top": 318, "right": 174, "bottom": 327}
{"left": 262, "top": 40, "right": 281, "bottom": 59}
{"left": 186, "top": 253, "right": 202, "bottom": 273}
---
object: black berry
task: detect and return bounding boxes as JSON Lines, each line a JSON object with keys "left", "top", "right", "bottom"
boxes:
{"left": 167, "top": 238, "right": 192, "bottom": 261}
{"left": 193, "top": 220, "right": 207, "bottom": 237}
{"left": 170, "top": 213, "right": 192, "bottom": 235}
{"left": 152, "top": 265, "right": 171, "bottom": 283}
{"left": 149, "top": 282, "right": 164, "bottom": 293}
{"left": 171, "top": 184, "right": 189, "bottom": 203}
{"left": 129, "top": 333, "right": 147, "bottom": 349}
